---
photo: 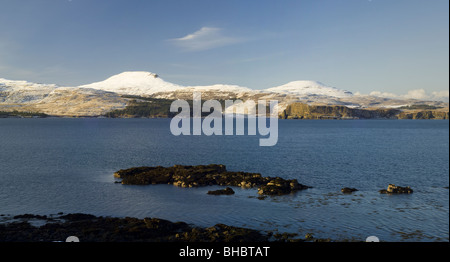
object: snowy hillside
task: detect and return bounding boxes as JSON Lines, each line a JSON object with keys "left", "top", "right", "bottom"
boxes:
{"left": 79, "top": 71, "right": 183, "bottom": 96}
{"left": 79, "top": 71, "right": 252, "bottom": 96}
{"left": 0, "top": 78, "right": 58, "bottom": 103}
{"left": 0, "top": 77, "right": 126, "bottom": 116}
{"left": 265, "top": 80, "right": 353, "bottom": 98}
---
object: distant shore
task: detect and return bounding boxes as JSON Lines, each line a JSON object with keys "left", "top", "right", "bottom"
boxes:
{"left": 1, "top": 98, "right": 448, "bottom": 119}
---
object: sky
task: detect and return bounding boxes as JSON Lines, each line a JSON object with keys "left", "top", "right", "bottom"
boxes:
{"left": 0, "top": 0, "right": 448, "bottom": 101}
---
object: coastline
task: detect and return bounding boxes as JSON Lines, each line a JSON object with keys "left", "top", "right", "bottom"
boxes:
{"left": 0, "top": 213, "right": 329, "bottom": 242}
{"left": 1, "top": 99, "right": 448, "bottom": 120}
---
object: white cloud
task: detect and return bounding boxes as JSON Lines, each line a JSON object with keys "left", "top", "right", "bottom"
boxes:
{"left": 369, "top": 91, "right": 399, "bottom": 98}
{"left": 403, "top": 89, "right": 429, "bottom": 100}
{"left": 367, "top": 88, "right": 449, "bottom": 102}
{"left": 170, "top": 27, "right": 242, "bottom": 51}
{"left": 431, "top": 90, "right": 449, "bottom": 100}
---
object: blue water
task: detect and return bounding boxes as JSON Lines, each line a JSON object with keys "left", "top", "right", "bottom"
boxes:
{"left": 0, "top": 118, "right": 448, "bottom": 241}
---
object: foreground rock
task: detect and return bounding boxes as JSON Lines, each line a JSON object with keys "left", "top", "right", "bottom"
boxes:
{"left": 0, "top": 213, "right": 269, "bottom": 242}
{"left": 257, "top": 177, "right": 310, "bottom": 196}
{"left": 114, "top": 164, "right": 310, "bottom": 196}
{"left": 207, "top": 187, "right": 235, "bottom": 195}
{"left": 379, "top": 184, "right": 413, "bottom": 194}
{"left": 341, "top": 187, "right": 358, "bottom": 194}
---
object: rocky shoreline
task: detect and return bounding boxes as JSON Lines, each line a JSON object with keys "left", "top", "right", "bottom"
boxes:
{"left": 280, "top": 103, "right": 449, "bottom": 120}
{"left": 0, "top": 213, "right": 329, "bottom": 242}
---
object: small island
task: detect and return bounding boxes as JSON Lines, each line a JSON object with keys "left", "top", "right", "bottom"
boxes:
{"left": 114, "top": 164, "right": 311, "bottom": 196}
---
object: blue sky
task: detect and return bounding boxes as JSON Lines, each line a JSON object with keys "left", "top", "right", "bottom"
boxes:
{"left": 0, "top": 0, "right": 448, "bottom": 99}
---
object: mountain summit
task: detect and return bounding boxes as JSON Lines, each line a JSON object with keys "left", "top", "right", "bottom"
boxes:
{"left": 79, "top": 71, "right": 183, "bottom": 96}
{"left": 79, "top": 72, "right": 351, "bottom": 99}
{"left": 79, "top": 71, "right": 253, "bottom": 96}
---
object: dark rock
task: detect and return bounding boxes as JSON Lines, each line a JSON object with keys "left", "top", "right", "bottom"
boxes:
{"left": 114, "top": 164, "right": 310, "bottom": 196}
{"left": 0, "top": 213, "right": 272, "bottom": 242}
{"left": 207, "top": 187, "right": 235, "bottom": 195}
{"left": 379, "top": 184, "right": 413, "bottom": 194}
{"left": 59, "top": 213, "right": 97, "bottom": 221}
{"left": 257, "top": 196, "right": 267, "bottom": 200}
{"left": 341, "top": 187, "right": 358, "bottom": 194}
{"left": 13, "top": 214, "right": 47, "bottom": 220}
{"left": 257, "top": 178, "right": 310, "bottom": 196}
{"left": 272, "top": 232, "right": 300, "bottom": 242}
{"left": 305, "top": 233, "right": 314, "bottom": 241}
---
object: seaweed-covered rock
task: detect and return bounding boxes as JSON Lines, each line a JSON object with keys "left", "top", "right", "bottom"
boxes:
{"left": 114, "top": 164, "right": 310, "bottom": 196}
{"left": 114, "top": 164, "right": 260, "bottom": 188}
{"left": 0, "top": 213, "right": 269, "bottom": 242}
{"left": 13, "top": 214, "right": 48, "bottom": 220}
{"left": 379, "top": 184, "right": 413, "bottom": 194}
{"left": 60, "top": 213, "right": 97, "bottom": 221}
{"left": 177, "top": 223, "right": 268, "bottom": 242}
{"left": 341, "top": 187, "right": 358, "bottom": 194}
{"left": 257, "top": 178, "right": 310, "bottom": 196}
{"left": 207, "top": 187, "right": 235, "bottom": 195}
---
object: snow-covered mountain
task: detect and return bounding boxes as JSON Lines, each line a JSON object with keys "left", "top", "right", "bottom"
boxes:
{"left": 78, "top": 72, "right": 356, "bottom": 103}
{"left": 79, "top": 71, "right": 183, "bottom": 96}
{"left": 266, "top": 80, "right": 353, "bottom": 98}
{"left": 1, "top": 71, "right": 448, "bottom": 116}
{"left": 79, "top": 71, "right": 252, "bottom": 97}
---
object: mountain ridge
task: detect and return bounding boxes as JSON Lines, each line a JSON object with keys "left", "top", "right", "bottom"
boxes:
{"left": 1, "top": 71, "right": 448, "bottom": 117}
{"left": 78, "top": 71, "right": 350, "bottom": 98}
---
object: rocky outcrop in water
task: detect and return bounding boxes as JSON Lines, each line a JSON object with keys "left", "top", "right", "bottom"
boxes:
{"left": 257, "top": 177, "right": 310, "bottom": 196}
{"left": 207, "top": 187, "right": 235, "bottom": 195}
{"left": 341, "top": 187, "right": 358, "bottom": 194}
{"left": 379, "top": 184, "right": 413, "bottom": 194}
{"left": 114, "top": 164, "right": 310, "bottom": 196}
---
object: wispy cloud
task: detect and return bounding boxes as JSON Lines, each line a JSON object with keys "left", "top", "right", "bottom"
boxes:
{"left": 169, "top": 27, "right": 242, "bottom": 51}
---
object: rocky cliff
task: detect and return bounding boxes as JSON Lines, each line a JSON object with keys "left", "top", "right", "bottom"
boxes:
{"left": 397, "top": 110, "right": 449, "bottom": 119}
{"left": 280, "top": 103, "right": 399, "bottom": 119}
{"left": 280, "top": 103, "right": 449, "bottom": 120}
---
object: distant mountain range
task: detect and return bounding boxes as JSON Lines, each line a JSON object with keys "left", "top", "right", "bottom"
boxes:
{"left": 0, "top": 71, "right": 448, "bottom": 117}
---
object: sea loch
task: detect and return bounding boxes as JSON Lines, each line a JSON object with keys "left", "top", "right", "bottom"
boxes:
{"left": 0, "top": 118, "right": 448, "bottom": 241}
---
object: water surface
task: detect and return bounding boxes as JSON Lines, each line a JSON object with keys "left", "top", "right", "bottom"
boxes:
{"left": 0, "top": 118, "right": 448, "bottom": 241}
